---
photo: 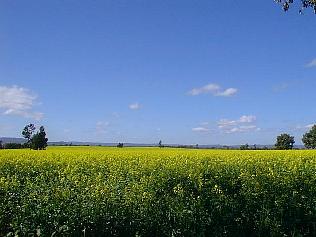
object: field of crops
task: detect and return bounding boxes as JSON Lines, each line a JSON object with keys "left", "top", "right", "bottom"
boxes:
{"left": 0, "top": 147, "right": 316, "bottom": 236}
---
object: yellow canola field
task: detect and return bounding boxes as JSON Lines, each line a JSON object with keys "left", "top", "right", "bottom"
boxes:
{"left": 1, "top": 147, "right": 316, "bottom": 236}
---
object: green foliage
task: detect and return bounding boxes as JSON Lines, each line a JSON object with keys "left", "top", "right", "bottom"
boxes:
{"left": 302, "top": 125, "right": 316, "bottom": 149}
{"left": 22, "top": 125, "right": 48, "bottom": 150}
{"left": 30, "top": 126, "right": 48, "bottom": 150}
{"left": 275, "top": 0, "right": 316, "bottom": 13}
{"left": 21, "top": 123, "right": 36, "bottom": 147}
{"left": 3, "top": 143, "right": 23, "bottom": 149}
{"left": 0, "top": 147, "right": 316, "bottom": 236}
{"left": 240, "top": 143, "right": 249, "bottom": 150}
{"left": 117, "top": 143, "right": 124, "bottom": 148}
{"left": 275, "top": 133, "right": 295, "bottom": 150}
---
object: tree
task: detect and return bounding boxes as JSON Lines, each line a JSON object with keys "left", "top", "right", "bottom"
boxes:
{"left": 275, "top": 0, "right": 316, "bottom": 13}
{"left": 302, "top": 125, "right": 316, "bottom": 149}
{"left": 158, "top": 140, "right": 163, "bottom": 148}
{"left": 275, "top": 133, "right": 295, "bottom": 150}
{"left": 30, "top": 126, "right": 48, "bottom": 150}
{"left": 0, "top": 140, "right": 2, "bottom": 149}
{"left": 22, "top": 123, "right": 36, "bottom": 147}
{"left": 240, "top": 143, "right": 250, "bottom": 150}
{"left": 4, "top": 143, "right": 23, "bottom": 149}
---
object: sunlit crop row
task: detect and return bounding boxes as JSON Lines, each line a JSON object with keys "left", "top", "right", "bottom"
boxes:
{"left": 0, "top": 147, "right": 316, "bottom": 236}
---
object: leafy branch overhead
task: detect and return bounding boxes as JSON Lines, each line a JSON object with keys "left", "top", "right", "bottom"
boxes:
{"left": 275, "top": 0, "right": 316, "bottom": 13}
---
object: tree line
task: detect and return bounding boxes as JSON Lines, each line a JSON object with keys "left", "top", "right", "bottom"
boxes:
{"left": 1, "top": 124, "right": 316, "bottom": 150}
{"left": 274, "top": 124, "right": 316, "bottom": 149}
{"left": 0, "top": 124, "right": 48, "bottom": 150}
{"left": 240, "top": 125, "right": 316, "bottom": 150}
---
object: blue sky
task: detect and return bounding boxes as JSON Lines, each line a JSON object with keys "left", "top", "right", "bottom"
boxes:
{"left": 1, "top": 0, "right": 316, "bottom": 145}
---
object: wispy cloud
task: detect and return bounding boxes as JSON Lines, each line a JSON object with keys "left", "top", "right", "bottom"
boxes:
{"left": 224, "top": 125, "right": 260, "bottom": 134}
{"left": 129, "top": 102, "right": 141, "bottom": 110}
{"left": 218, "top": 115, "right": 259, "bottom": 133}
{"left": 216, "top": 88, "right": 238, "bottom": 97}
{"left": 273, "top": 82, "right": 290, "bottom": 92}
{"left": 0, "top": 85, "right": 43, "bottom": 120}
{"left": 305, "top": 59, "right": 316, "bottom": 68}
{"left": 295, "top": 123, "right": 315, "bottom": 131}
{"left": 192, "top": 121, "right": 212, "bottom": 133}
{"left": 192, "top": 116, "right": 259, "bottom": 134}
{"left": 192, "top": 127, "right": 210, "bottom": 132}
{"left": 239, "top": 115, "right": 256, "bottom": 123}
{"left": 218, "top": 115, "right": 256, "bottom": 127}
{"left": 305, "top": 124, "right": 315, "bottom": 129}
{"left": 188, "top": 83, "right": 238, "bottom": 97}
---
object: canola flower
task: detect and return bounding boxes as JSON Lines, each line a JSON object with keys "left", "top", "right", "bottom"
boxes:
{"left": 0, "top": 147, "right": 316, "bottom": 236}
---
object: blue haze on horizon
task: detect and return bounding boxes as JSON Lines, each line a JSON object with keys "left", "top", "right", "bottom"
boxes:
{"left": 1, "top": 0, "right": 316, "bottom": 145}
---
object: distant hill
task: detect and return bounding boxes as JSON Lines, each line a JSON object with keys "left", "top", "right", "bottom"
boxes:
{"left": 0, "top": 137, "right": 26, "bottom": 144}
{"left": 0, "top": 137, "right": 305, "bottom": 149}
{"left": 48, "top": 141, "right": 157, "bottom": 147}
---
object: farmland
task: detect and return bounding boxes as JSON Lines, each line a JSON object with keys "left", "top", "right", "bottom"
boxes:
{"left": 0, "top": 147, "right": 316, "bottom": 236}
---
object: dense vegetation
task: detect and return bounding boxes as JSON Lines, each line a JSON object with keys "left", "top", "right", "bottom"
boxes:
{"left": 302, "top": 125, "right": 316, "bottom": 149}
{"left": 275, "top": 133, "right": 295, "bottom": 150}
{"left": 0, "top": 147, "right": 316, "bottom": 236}
{"left": 22, "top": 124, "right": 48, "bottom": 150}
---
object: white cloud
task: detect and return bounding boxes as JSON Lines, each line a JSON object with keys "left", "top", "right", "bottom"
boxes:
{"left": 215, "top": 88, "right": 238, "bottom": 97}
{"left": 192, "top": 115, "right": 258, "bottom": 135}
{"left": 189, "top": 84, "right": 220, "bottom": 96}
{"left": 188, "top": 83, "right": 238, "bottom": 97}
{"left": 129, "top": 102, "right": 141, "bottom": 110}
{"left": 0, "top": 85, "right": 43, "bottom": 120}
{"left": 225, "top": 125, "right": 260, "bottom": 134}
{"left": 305, "top": 59, "right": 316, "bottom": 68}
{"left": 239, "top": 115, "right": 256, "bottom": 123}
{"left": 218, "top": 115, "right": 256, "bottom": 127}
{"left": 192, "top": 127, "right": 210, "bottom": 132}
{"left": 218, "top": 115, "right": 259, "bottom": 134}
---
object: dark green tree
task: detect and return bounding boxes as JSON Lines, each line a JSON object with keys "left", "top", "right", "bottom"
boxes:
{"left": 240, "top": 143, "right": 250, "bottom": 150}
{"left": 275, "top": 133, "right": 295, "bottom": 150}
{"left": 30, "top": 126, "right": 48, "bottom": 150}
{"left": 4, "top": 143, "right": 23, "bottom": 149}
{"left": 22, "top": 123, "right": 36, "bottom": 147}
{"left": 302, "top": 125, "right": 316, "bottom": 149}
{"left": 275, "top": 0, "right": 316, "bottom": 13}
